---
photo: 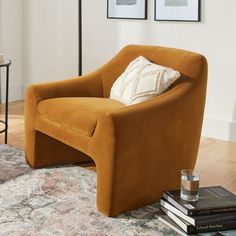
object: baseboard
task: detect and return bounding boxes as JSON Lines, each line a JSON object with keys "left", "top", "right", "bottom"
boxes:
{"left": 202, "top": 117, "right": 236, "bottom": 142}
{"left": 1, "top": 84, "right": 23, "bottom": 102}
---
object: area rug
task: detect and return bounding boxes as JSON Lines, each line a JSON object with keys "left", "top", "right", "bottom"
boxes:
{"left": 0, "top": 145, "right": 180, "bottom": 236}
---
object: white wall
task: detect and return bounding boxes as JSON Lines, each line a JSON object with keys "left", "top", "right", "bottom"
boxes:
{"left": 82, "top": 0, "right": 236, "bottom": 142}
{"left": 23, "top": 0, "right": 78, "bottom": 93}
{"left": 83, "top": 0, "right": 151, "bottom": 73}
{"left": 0, "top": 0, "right": 23, "bottom": 102}
{"left": 0, "top": 0, "right": 78, "bottom": 101}
{"left": 83, "top": 0, "right": 117, "bottom": 73}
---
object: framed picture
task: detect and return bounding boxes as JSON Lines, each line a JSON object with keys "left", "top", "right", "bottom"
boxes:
{"left": 155, "top": 0, "right": 200, "bottom": 22}
{"left": 107, "top": 0, "right": 147, "bottom": 20}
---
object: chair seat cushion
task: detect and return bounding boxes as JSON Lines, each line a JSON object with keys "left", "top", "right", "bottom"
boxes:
{"left": 37, "top": 97, "right": 124, "bottom": 137}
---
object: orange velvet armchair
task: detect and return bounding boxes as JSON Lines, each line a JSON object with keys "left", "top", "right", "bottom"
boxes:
{"left": 24, "top": 45, "right": 208, "bottom": 216}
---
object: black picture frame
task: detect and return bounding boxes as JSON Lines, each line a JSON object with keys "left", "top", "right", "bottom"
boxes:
{"left": 155, "top": 0, "right": 200, "bottom": 22}
{"left": 107, "top": 0, "right": 147, "bottom": 20}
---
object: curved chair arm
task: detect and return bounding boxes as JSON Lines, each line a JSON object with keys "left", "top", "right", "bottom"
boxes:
{"left": 91, "top": 77, "right": 207, "bottom": 216}
{"left": 24, "top": 72, "right": 103, "bottom": 166}
{"left": 25, "top": 71, "right": 103, "bottom": 131}
{"left": 25, "top": 72, "right": 103, "bottom": 104}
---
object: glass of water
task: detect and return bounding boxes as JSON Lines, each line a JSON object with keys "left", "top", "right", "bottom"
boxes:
{"left": 181, "top": 169, "right": 200, "bottom": 202}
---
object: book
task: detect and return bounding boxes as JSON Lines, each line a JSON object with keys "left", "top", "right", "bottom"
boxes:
{"left": 159, "top": 214, "right": 236, "bottom": 236}
{"left": 160, "top": 198, "right": 236, "bottom": 226}
{"left": 158, "top": 213, "right": 188, "bottom": 236}
{"left": 161, "top": 207, "right": 236, "bottom": 234}
{"left": 163, "top": 186, "right": 236, "bottom": 216}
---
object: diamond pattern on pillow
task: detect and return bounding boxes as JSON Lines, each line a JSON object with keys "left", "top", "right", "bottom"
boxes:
{"left": 110, "top": 56, "right": 181, "bottom": 105}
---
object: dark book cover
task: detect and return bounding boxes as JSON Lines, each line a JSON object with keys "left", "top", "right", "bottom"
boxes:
{"left": 163, "top": 186, "right": 236, "bottom": 216}
{"left": 160, "top": 198, "right": 236, "bottom": 226}
{"left": 159, "top": 213, "right": 236, "bottom": 236}
{"left": 158, "top": 214, "right": 188, "bottom": 236}
{"left": 161, "top": 207, "right": 236, "bottom": 234}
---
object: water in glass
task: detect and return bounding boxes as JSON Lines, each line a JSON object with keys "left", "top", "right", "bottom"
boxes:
{"left": 181, "top": 170, "right": 199, "bottom": 201}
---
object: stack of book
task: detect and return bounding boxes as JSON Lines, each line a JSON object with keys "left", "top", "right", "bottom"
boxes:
{"left": 159, "top": 186, "right": 236, "bottom": 235}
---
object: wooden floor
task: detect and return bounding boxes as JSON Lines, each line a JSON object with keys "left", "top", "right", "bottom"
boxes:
{"left": 0, "top": 101, "right": 24, "bottom": 149}
{"left": 1, "top": 101, "right": 236, "bottom": 194}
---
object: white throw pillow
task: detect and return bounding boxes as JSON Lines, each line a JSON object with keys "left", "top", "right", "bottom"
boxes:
{"left": 110, "top": 56, "right": 181, "bottom": 105}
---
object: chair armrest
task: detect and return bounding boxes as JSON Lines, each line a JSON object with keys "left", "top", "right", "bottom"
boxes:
{"left": 104, "top": 83, "right": 199, "bottom": 128}
{"left": 92, "top": 78, "right": 206, "bottom": 166}
{"left": 25, "top": 72, "right": 103, "bottom": 104}
{"left": 24, "top": 72, "right": 103, "bottom": 139}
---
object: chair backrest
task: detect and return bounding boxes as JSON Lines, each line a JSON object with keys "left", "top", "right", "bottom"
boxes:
{"left": 98, "top": 44, "right": 208, "bottom": 99}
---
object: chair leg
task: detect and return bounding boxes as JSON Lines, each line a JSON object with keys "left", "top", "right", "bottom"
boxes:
{"left": 95, "top": 153, "right": 183, "bottom": 217}
{"left": 25, "top": 131, "right": 92, "bottom": 168}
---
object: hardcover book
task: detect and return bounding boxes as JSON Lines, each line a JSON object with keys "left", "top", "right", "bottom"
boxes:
{"left": 159, "top": 213, "right": 236, "bottom": 236}
{"left": 158, "top": 213, "right": 188, "bottom": 236}
{"left": 160, "top": 198, "right": 236, "bottom": 226}
{"left": 163, "top": 186, "right": 236, "bottom": 216}
{"left": 161, "top": 207, "right": 236, "bottom": 234}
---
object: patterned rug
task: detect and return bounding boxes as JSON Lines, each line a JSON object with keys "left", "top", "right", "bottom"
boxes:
{"left": 0, "top": 144, "right": 180, "bottom": 236}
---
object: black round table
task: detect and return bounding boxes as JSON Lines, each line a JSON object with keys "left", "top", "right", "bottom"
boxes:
{"left": 0, "top": 59, "right": 11, "bottom": 144}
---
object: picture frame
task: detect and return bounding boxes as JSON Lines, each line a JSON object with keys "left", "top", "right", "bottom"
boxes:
{"left": 107, "top": 0, "right": 147, "bottom": 20}
{"left": 155, "top": 0, "right": 200, "bottom": 22}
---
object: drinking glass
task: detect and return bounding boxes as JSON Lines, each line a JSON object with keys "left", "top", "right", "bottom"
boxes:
{"left": 181, "top": 169, "right": 200, "bottom": 201}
